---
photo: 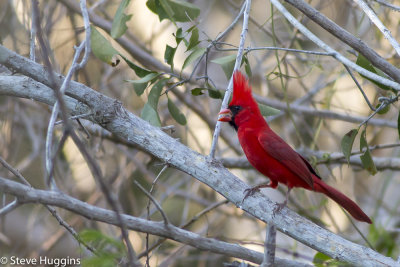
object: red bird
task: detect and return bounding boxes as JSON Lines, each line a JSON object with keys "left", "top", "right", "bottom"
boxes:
{"left": 218, "top": 71, "right": 372, "bottom": 224}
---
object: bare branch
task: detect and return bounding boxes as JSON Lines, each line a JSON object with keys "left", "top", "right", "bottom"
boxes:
{"left": 354, "top": 0, "right": 400, "bottom": 56}
{"left": 280, "top": 0, "right": 400, "bottom": 87}
{"left": 210, "top": 0, "right": 252, "bottom": 158}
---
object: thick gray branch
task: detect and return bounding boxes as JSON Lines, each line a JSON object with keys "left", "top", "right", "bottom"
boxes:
{"left": 0, "top": 177, "right": 311, "bottom": 267}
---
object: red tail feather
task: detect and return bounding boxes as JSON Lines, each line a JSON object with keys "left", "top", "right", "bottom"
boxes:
{"left": 314, "top": 178, "right": 372, "bottom": 224}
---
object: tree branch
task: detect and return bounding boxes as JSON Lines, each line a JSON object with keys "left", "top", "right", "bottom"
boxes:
{"left": 0, "top": 176, "right": 311, "bottom": 267}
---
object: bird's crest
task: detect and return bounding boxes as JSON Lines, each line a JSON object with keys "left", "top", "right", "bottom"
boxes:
{"left": 231, "top": 71, "right": 257, "bottom": 108}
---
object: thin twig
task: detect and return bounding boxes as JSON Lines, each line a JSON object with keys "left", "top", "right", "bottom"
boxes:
{"left": 281, "top": 0, "right": 400, "bottom": 88}
{"left": 134, "top": 180, "right": 169, "bottom": 225}
{"left": 373, "top": 0, "right": 400, "bottom": 12}
{"left": 138, "top": 200, "right": 229, "bottom": 259}
{"left": 29, "top": 0, "right": 37, "bottom": 61}
{"left": 354, "top": 0, "right": 400, "bottom": 56}
{"left": 0, "top": 200, "right": 19, "bottom": 215}
{"left": 209, "top": 0, "right": 252, "bottom": 158}
{"left": 0, "top": 156, "right": 97, "bottom": 254}
{"left": 45, "top": 0, "right": 91, "bottom": 188}
{"left": 54, "top": 113, "right": 92, "bottom": 125}
{"left": 343, "top": 64, "right": 376, "bottom": 111}
{"left": 215, "top": 44, "right": 335, "bottom": 56}
{"left": 144, "top": 164, "right": 168, "bottom": 267}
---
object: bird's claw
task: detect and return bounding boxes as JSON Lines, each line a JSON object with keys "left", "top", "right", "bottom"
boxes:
{"left": 272, "top": 200, "right": 287, "bottom": 216}
{"left": 241, "top": 187, "right": 260, "bottom": 205}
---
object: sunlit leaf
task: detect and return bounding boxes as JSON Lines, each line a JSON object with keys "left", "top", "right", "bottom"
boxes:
{"left": 341, "top": 128, "right": 358, "bottom": 164}
{"left": 111, "top": 0, "right": 132, "bottom": 39}
{"left": 168, "top": 96, "right": 187, "bottom": 125}
{"left": 91, "top": 26, "right": 120, "bottom": 66}
{"left": 211, "top": 54, "right": 236, "bottom": 79}
{"left": 313, "top": 252, "right": 332, "bottom": 267}
{"left": 258, "top": 103, "right": 280, "bottom": 117}
{"left": 146, "top": 0, "right": 200, "bottom": 22}
{"left": 181, "top": 47, "right": 206, "bottom": 72}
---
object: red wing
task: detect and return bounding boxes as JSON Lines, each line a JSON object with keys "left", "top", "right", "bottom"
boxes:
{"left": 258, "top": 131, "right": 314, "bottom": 188}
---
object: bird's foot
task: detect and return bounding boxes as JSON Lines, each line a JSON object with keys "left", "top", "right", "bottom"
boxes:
{"left": 241, "top": 187, "right": 260, "bottom": 205}
{"left": 273, "top": 200, "right": 287, "bottom": 214}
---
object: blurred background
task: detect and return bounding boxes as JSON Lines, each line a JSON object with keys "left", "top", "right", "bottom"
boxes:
{"left": 0, "top": 0, "right": 399, "bottom": 266}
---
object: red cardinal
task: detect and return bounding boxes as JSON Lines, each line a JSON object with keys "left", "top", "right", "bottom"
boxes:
{"left": 219, "top": 71, "right": 372, "bottom": 224}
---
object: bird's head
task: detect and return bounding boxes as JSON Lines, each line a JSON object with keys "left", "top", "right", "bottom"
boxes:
{"left": 218, "top": 71, "right": 261, "bottom": 131}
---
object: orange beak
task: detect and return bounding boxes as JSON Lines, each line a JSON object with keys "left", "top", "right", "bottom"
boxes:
{"left": 218, "top": 108, "right": 232, "bottom": 122}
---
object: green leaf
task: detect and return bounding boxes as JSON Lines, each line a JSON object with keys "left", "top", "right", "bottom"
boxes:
{"left": 141, "top": 79, "right": 167, "bottom": 126}
{"left": 169, "top": 0, "right": 200, "bottom": 21}
{"left": 120, "top": 55, "right": 153, "bottom": 78}
{"left": 168, "top": 96, "right": 187, "bottom": 125}
{"left": 208, "top": 88, "right": 223, "bottom": 99}
{"left": 186, "top": 27, "right": 200, "bottom": 51}
{"left": 356, "top": 54, "right": 392, "bottom": 91}
{"left": 360, "top": 129, "right": 377, "bottom": 175}
{"left": 313, "top": 252, "right": 332, "bottom": 267}
{"left": 148, "top": 79, "right": 167, "bottom": 108}
{"left": 243, "top": 55, "right": 252, "bottom": 77}
{"left": 164, "top": 45, "right": 176, "bottom": 70}
{"left": 126, "top": 72, "right": 159, "bottom": 96}
{"left": 111, "top": 0, "right": 132, "bottom": 39}
{"left": 376, "top": 102, "right": 390, "bottom": 114}
{"left": 146, "top": 0, "right": 200, "bottom": 22}
{"left": 211, "top": 54, "right": 236, "bottom": 79}
{"left": 146, "top": 0, "right": 168, "bottom": 22}
{"left": 79, "top": 229, "right": 125, "bottom": 267}
{"left": 258, "top": 103, "right": 280, "bottom": 117}
{"left": 312, "top": 252, "right": 352, "bottom": 267}
{"left": 341, "top": 128, "right": 358, "bottom": 164}
{"left": 79, "top": 229, "right": 125, "bottom": 251}
{"left": 159, "top": 0, "right": 176, "bottom": 24}
{"left": 174, "top": 27, "right": 184, "bottom": 44}
{"left": 141, "top": 103, "right": 162, "bottom": 127}
{"left": 181, "top": 47, "right": 206, "bottom": 72}
{"left": 91, "top": 26, "right": 120, "bottom": 66}
{"left": 191, "top": 88, "right": 205, "bottom": 96}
